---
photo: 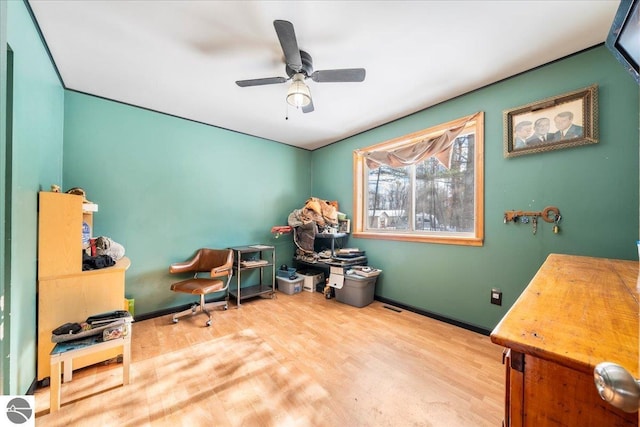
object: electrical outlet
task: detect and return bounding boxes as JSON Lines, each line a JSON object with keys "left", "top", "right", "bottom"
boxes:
{"left": 491, "top": 288, "right": 502, "bottom": 306}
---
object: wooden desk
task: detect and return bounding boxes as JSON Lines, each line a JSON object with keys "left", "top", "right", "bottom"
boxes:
{"left": 490, "top": 254, "right": 638, "bottom": 426}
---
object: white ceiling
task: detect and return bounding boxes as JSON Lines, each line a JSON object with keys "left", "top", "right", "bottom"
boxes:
{"left": 28, "top": 1, "right": 620, "bottom": 150}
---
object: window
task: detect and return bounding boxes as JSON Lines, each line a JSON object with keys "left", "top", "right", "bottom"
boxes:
{"left": 353, "top": 112, "right": 484, "bottom": 246}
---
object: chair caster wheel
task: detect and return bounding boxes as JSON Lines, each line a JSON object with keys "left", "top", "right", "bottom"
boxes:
{"left": 172, "top": 318, "right": 178, "bottom": 324}
{"left": 206, "top": 320, "right": 211, "bottom": 327}
{"left": 224, "top": 305, "right": 228, "bottom": 310}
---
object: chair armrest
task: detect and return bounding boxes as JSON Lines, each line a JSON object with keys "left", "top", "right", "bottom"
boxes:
{"left": 211, "top": 251, "right": 234, "bottom": 276}
{"left": 211, "top": 263, "right": 232, "bottom": 276}
{"left": 169, "top": 258, "right": 198, "bottom": 274}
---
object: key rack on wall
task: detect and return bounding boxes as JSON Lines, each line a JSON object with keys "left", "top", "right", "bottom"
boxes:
{"left": 504, "top": 206, "right": 562, "bottom": 235}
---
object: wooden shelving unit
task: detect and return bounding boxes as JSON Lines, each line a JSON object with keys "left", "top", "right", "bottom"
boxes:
{"left": 37, "top": 191, "right": 130, "bottom": 382}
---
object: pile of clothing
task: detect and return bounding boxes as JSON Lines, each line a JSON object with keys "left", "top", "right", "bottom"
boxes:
{"left": 288, "top": 197, "right": 339, "bottom": 259}
{"left": 82, "top": 236, "right": 126, "bottom": 271}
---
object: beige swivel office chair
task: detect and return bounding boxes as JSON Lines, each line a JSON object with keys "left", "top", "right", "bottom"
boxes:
{"left": 169, "top": 248, "right": 234, "bottom": 327}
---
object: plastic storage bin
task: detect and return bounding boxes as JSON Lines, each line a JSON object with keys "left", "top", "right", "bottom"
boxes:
{"left": 276, "top": 275, "right": 303, "bottom": 295}
{"left": 276, "top": 267, "right": 297, "bottom": 279}
{"left": 335, "top": 274, "right": 378, "bottom": 307}
{"left": 297, "top": 270, "right": 324, "bottom": 293}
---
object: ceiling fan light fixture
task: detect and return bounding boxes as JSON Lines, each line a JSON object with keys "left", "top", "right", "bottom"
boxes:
{"left": 286, "top": 73, "right": 311, "bottom": 108}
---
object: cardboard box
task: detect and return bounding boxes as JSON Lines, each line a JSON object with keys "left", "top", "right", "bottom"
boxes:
{"left": 297, "top": 270, "right": 324, "bottom": 293}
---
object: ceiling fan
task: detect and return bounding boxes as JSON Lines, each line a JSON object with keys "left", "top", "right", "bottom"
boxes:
{"left": 235, "top": 20, "right": 366, "bottom": 113}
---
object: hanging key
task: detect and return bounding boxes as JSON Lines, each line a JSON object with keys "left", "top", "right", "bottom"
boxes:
{"left": 553, "top": 214, "right": 562, "bottom": 234}
{"left": 532, "top": 216, "right": 538, "bottom": 235}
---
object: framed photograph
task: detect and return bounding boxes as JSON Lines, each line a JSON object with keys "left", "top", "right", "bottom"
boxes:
{"left": 504, "top": 85, "right": 598, "bottom": 158}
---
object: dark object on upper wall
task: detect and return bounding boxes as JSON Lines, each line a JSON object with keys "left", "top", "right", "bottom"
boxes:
{"left": 606, "top": 0, "right": 640, "bottom": 85}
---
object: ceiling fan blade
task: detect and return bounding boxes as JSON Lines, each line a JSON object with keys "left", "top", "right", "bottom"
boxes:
{"left": 274, "top": 20, "right": 302, "bottom": 72}
{"left": 310, "top": 68, "right": 366, "bottom": 83}
{"left": 302, "top": 100, "right": 314, "bottom": 114}
{"left": 236, "top": 77, "right": 287, "bottom": 87}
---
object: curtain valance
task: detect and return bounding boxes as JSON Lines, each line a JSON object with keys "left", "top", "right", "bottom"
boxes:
{"left": 363, "top": 112, "right": 481, "bottom": 170}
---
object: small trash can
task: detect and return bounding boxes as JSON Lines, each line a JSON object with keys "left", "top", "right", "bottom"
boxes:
{"left": 335, "top": 273, "right": 378, "bottom": 308}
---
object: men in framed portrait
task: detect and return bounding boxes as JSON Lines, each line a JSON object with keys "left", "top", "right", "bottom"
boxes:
{"left": 553, "top": 111, "right": 583, "bottom": 140}
{"left": 514, "top": 120, "right": 533, "bottom": 149}
{"left": 526, "top": 117, "right": 556, "bottom": 146}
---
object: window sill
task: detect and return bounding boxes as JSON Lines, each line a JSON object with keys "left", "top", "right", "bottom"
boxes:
{"left": 353, "top": 231, "right": 484, "bottom": 247}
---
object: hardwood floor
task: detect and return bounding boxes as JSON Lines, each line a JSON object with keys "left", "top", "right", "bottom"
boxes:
{"left": 35, "top": 291, "right": 505, "bottom": 426}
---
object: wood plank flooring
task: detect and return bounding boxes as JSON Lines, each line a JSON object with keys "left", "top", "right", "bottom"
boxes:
{"left": 35, "top": 291, "right": 505, "bottom": 426}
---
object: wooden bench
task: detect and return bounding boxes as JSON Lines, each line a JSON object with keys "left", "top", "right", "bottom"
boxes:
{"left": 49, "top": 322, "right": 132, "bottom": 413}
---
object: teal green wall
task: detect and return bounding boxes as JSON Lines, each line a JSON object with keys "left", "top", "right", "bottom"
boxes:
{"left": 312, "top": 46, "right": 639, "bottom": 331}
{"left": 4, "top": 0, "right": 639, "bottom": 394}
{"left": 5, "top": 0, "right": 65, "bottom": 393}
{"left": 0, "top": 0, "right": 8, "bottom": 395}
{"left": 63, "top": 91, "right": 311, "bottom": 315}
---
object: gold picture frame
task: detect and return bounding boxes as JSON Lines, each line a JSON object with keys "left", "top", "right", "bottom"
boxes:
{"left": 504, "top": 85, "right": 598, "bottom": 158}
